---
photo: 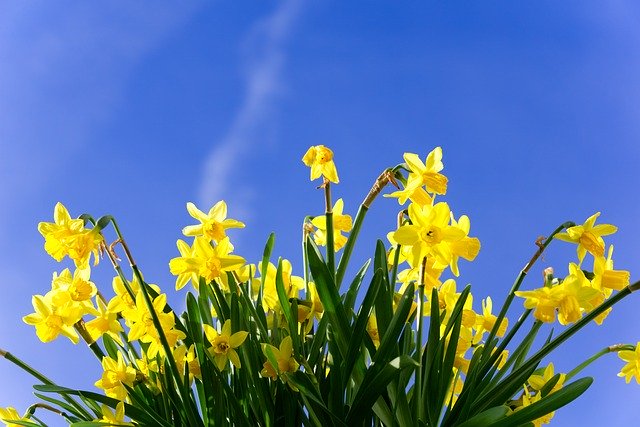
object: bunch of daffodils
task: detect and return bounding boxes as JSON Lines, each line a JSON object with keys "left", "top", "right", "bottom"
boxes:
{"left": 1, "top": 146, "right": 638, "bottom": 427}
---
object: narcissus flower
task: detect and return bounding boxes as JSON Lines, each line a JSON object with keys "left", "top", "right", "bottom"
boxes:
{"left": 95, "top": 353, "right": 137, "bottom": 401}
{"left": 38, "top": 202, "right": 103, "bottom": 269}
{"left": 402, "top": 148, "right": 448, "bottom": 195}
{"left": 0, "top": 407, "right": 28, "bottom": 427}
{"left": 555, "top": 212, "right": 617, "bottom": 263}
{"left": 259, "top": 260, "right": 304, "bottom": 313}
{"left": 204, "top": 320, "right": 248, "bottom": 370}
{"left": 169, "top": 237, "right": 245, "bottom": 290}
{"left": 182, "top": 201, "right": 245, "bottom": 243}
{"left": 311, "top": 198, "right": 353, "bottom": 251}
{"left": 23, "top": 294, "right": 82, "bottom": 344}
{"left": 261, "top": 336, "right": 299, "bottom": 379}
{"left": 618, "top": 342, "right": 640, "bottom": 384}
{"left": 302, "top": 145, "right": 339, "bottom": 183}
{"left": 98, "top": 402, "right": 133, "bottom": 426}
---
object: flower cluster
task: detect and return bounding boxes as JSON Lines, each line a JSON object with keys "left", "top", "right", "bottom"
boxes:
{"left": 3, "top": 145, "right": 637, "bottom": 427}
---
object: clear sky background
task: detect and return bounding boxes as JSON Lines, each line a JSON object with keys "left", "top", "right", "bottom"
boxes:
{"left": 1, "top": 1, "right": 639, "bottom": 426}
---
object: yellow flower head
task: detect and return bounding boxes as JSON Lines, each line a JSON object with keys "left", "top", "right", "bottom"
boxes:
{"left": 204, "top": 320, "right": 248, "bottom": 370}
{"left": 618, "top": 342, "right": 640, "bottom": 384}
{"left": 22, "top": 294, "right": 82, "bottom": 344}
{"left": 0, "top": 407, "right": 29, "bottom": 427}
{"left": 302, "top": 145, "right": 339, "bottom": 183}
{"left": 182, "top": 201, "right": 245, "bottom": 243}
{"left": 260, "top": 336, "right": 299, "bottom": 379}
{"left": 311, "top": 198, "right": 353, "bottom": 251}
{"left": 555, "top": 212, "right": 617, "bottom": 263}
{"left": 99, "top": 402, "right": 133, "bottom": 426}
{"left": 95, "top": 353, "right": 137, "bottom": 401}
{"left": 402, "top": 147, "right": 448, "bottom": 195}
{"left": 38, "top": 202, "right": 103, "bottom": 269}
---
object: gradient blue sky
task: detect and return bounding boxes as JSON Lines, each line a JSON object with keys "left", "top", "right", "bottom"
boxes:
{"left": 1, "top": 1, "right": 639, "bottom": 425}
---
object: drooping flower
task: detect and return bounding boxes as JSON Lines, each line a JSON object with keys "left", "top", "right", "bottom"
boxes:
{"left": 23, "top": 294, "right": 82, "bottom": 344}
{"left": 618, "top": 342, "right": 640, "bottom": 384}
{"left": 260, "top": 336, "right": 299, "bottom": 379}
{"left": 555, "top": 212, "right": 617, "bottom": 263}
{"left": 203, "top": 320, "right": 248, "bottom": 370}
{"left": 311, "top": 198, "right": 353, "bottom": 251}
{"left": 259, "top": 260, "right": 305, "bottom": 313}
{"left": 38, "top": 202, "right": 103, "bottom": 269}
{"left": 47, "top": 268, "right": 98, "bottom": 316}
{"left": 402, "top": 148, "right": 448, "bottom": 195}
{"left": 182, "top": 201, "right": 245, "bottom": 243}
{"left": 302, "top": 145, "right": 339, "bottom": 183}
{"left": 0, "top": 407, "right": 29, "bottom": 427}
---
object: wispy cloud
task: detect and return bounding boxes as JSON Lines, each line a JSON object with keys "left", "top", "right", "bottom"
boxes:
{"left": 197, "top": 0, "right": 302, "bottom": 219}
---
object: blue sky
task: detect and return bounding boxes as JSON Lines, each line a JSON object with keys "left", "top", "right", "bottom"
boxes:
{"left": 1, "top": 1, "right": 639, "bottom": 425}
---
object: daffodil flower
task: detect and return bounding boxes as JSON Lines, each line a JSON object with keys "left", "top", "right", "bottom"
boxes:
{"left": 94, "top": 353, "right": 137, "bottom": 401}
{"left": 204, "top": 320, "right": 248, "bottom": 370}
{"left": 302, "top": 145, "right": 339, "bottom": 183}
{"left": 618, "top": 342, "right": 640, "bottom": 384}
{"left": 260, "top": 336, "right": 299, "bottom": 379}
{"left": 38, "top": 202, "right": 103, "bottom": 269}
{"left": 0, "top": 406, "right": 29, "bottom": 426}
{"left": 311, "top": 198, "right": 353, "bottom": 251}
{"left": 402, "top": 147, "right": 448, "bottom": 195}
{"left": 23, "top": 294, "right": 82, "bottom": 344}
{"left": 98, "top": 402, "right": 133, "bottom": 426}
{"left": 555, "top": 212, "right": 617, "bottom": 263}
{"left": 182, "top": 201, "right": 245, "bottom": 243}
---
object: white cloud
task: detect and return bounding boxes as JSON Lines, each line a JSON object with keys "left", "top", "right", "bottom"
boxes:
{"left": 197, "top": 0, "right": 302, "bottom": 219}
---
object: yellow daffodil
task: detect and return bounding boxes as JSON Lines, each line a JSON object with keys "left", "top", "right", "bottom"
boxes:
{"left": 98, "top": 402, "right": 133, "bottom": 426}
{"left": 473, "top": 297, "right": 507, "bottom": 343}
{"left": 528, "top": 363, "right": 565, "bottom": 393}
{"left": 38, "top": 202, "right": 103, "bottom": 269}
{"left": 385, "top": 184, "right": 433, "bottom": 206}
{"left": 297, "top": 282, "right": 324, "bottom": 334}
{"left": 174, "top": 344, "right": 201, "bottom": 383}
{"left": 85, "top": 296, "right": 124, "bottom": 344}
{"left": 107, "top": 274, "right": 160, "bottom": 314}
{"left": 95, "top": 353, "right": 137, "bottom": 401}
{"left": 204, "top": 320, "right": 248, "bottom": 370}
{"left": 555, "top": 212, "right": 617, "bottom": 263}
{"left": 23, "top": 294, "right": 82, "bottom": 344}
{"left": 311, "top": 198, "right": 353, "bottom": 251}
{"left": 447, "top": 214, "right": 481, "bottom": 277}
{"left": 402, "top": 148, "right": 448, "bottom": 195}
{"left": 259, "top": 260, "right": 304, "bottom": 313}
{"left": 554, "top": 264, "right": 600, "bottom": 325}
{"left": 516, "top": 385, "right": 555, "bottom": 427}
{"left": 392, "top": 202, "right": 466, "bottom": 267}
{"left": 367, "top": 314, "right": 380, "bottom": 348}
{"left": 182, "top": 201, "right": 245, "bottom": 243}
{"left": 47, "top": 268, "right": 98, "bottom": 316}
{"left": 515, "top": 286, "right": 558, "bottom": 323}
{"left": 0, "top": 407, "right": 28, "bottom": 427}
{"left": 169, "top": 237, "right": 245, "bottom": 290}
{"left": 302, "top": 145, "right": 339, "bottom": 183}
{"left": 260, "top": 336, "right": 299, "bottom": 379}
{"left": 618, "top": 342, "right": 640, "bottom": 384}
{"left": 593, "top": 245, "right": 630, "bottom": 292}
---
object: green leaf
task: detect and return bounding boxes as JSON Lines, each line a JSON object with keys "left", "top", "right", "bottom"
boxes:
{"left": 456, "top": 406, "right": 510, "bottom": 427}
{"left": 343, "top": 259, "right": 371, "bottom": 314}
{"left": 489, "top": 378, "right": 593, "bottom": 427}
{"left": 343, "top": 269, "right": 383, "bottom": 382}
{"left": 346, "top": 356, "right": 418, "bottom": 424}
{"left": 306, "top": 237, "right": 351, "bottom": 359}
{"left": 33, "top": 385, "right": 170, "bottom": 427}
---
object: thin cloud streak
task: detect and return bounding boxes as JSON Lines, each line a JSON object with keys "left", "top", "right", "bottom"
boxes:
{"left": 198, "top": 0, "right": 301, "bottom": 219}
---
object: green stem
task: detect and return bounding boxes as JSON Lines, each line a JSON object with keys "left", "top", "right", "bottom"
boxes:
{"left": 1, "top": 349, "right": 93, "bottom": 420}
{"left": 324, "top": 180, "right": 336, "bottom": 281}
{"left": 336, "top": 168, "right": 395, "bottom": 288}
{"left": 565, "top": 344, "right": 635, "bottom": 381}
{"left": 415, "top": 256, "right": 427, "bottom": 422}
{"left": 110, "top": 218, "right": 203, "bottom": 427}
